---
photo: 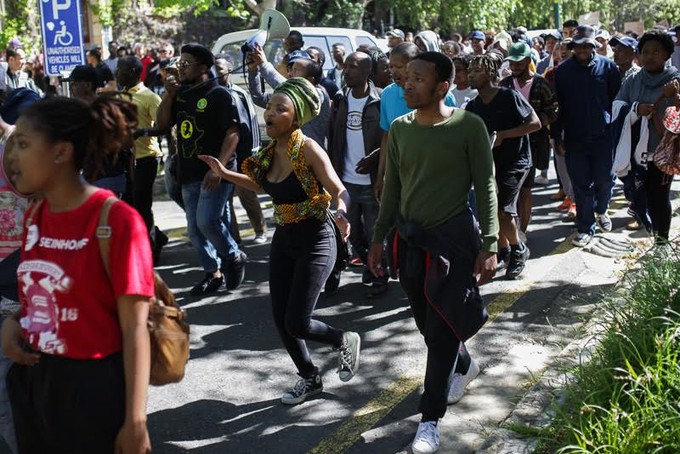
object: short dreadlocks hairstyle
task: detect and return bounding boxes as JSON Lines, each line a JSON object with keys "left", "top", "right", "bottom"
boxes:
{"left": 469, "top": 50, "right": 505, "bottom": 83}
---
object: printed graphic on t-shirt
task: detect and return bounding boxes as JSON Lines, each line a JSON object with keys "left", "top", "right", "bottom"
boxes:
{"left": 347, "top": 110, "right": 363, "bottom": 131}
{"left": 177, "top": 114, "right": 205, "bottom": 158}
{"left": 18, "top": 259, "right": 76, "bottom": 355}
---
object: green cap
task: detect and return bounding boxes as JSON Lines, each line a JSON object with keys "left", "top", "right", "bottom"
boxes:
{"left": 505, "top": 42, "right": 532, "bottom": 62}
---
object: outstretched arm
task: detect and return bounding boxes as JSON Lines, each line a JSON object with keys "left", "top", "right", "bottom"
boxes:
{"left": 198, "top": 155, "right": 264, "bottom": 193}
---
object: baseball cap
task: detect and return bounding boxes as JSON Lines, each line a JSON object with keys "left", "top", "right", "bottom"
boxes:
{"left": 609, "top": 35, "right": 638, "bottom": 50}
{"left": 67, "top": 65, "right": 98, "bottom": 86}
{"left": 287, "top": 50, "right": 312, "bottom": 64}
{"left": 542, "top": 30, "right": 563, "bottom": 41}
{"left": 386, "top": 29, "right": 405, "bottom": 40}
{"left": 568, "top": 25, "right": 601, "bottom": 49}
{"left": 470, "top": 30, "right": 486, "bottom": 41}
{"left": 505, "top": 42, "right": 533, "bottom": 62}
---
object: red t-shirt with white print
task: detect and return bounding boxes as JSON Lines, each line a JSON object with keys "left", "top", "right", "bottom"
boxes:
{"left": 17, "top": 189, "right": 155, "bottom": 359}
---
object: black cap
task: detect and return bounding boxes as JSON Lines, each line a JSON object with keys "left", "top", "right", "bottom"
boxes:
{"left": 180, "top": 43, "right": 214, "bottom": 68}
{"left": 67, "top": 65, "right": 98, "bottom": 85}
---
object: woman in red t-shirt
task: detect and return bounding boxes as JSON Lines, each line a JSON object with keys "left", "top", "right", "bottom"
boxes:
{"left": 0, "top": 96, "right": 155, "bottom": 454}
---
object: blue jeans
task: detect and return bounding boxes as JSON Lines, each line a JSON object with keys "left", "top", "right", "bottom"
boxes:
{"left": 566, "top": 139, "right": 615, "bottom": 235}
{"left": 182, "top": 180, "right": 240, "bottom": 272}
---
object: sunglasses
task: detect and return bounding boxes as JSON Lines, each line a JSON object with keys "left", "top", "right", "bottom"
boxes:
{"left": 177, "top": 61, "right": 198, "bottom": 69}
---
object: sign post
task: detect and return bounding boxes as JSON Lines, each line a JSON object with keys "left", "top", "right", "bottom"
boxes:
{"left": 38, "top": 0, "right": 86, "bottom": 77}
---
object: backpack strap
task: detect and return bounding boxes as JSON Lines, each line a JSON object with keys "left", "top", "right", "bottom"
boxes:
{"left": 96, "top": 197, "right": 119, "bottom": 279}
{"left": 24, "top": 199, "right": 44, "bottom": 228}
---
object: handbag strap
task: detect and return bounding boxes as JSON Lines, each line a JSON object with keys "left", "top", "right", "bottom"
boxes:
{"left": 96, "top": 196, "right": 119, "bottom": 279}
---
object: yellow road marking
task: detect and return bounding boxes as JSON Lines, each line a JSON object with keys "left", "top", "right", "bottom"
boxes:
{"left": 309, "top": 376, "right": 422, "bottom": 454}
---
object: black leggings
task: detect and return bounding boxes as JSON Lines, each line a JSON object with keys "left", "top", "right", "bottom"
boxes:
{"left": 269, "top": 218, "right": 344, "bottom": 378}
{"left": 645, "top": 163, "right": 673, "bottom": 240}
{"left": 7, "top": 353, "right": 125, "bottom": 454}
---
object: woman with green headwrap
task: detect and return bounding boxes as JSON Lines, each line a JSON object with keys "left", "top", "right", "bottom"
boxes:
{"left": 199, "top": 77, "right": 360, "bottom": 405}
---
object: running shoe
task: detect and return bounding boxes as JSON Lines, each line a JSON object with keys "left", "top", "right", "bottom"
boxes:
{"left": 447, "top": 358, "right": 480, "bottom": 404}
{"left": 281, "top": 374, "right": 323, "bottom": 405}
{"left": 596, "top": 213, "right": 612, "bottom": 232}
{"left": 412, "top": 421, "right": 440, "bottom": 454}
{"left": 506, "top": 244, "right": 530, "bottom": 280}
{"left": 337, "top": 331, "right": 361, "bottom": 382}
{"left": 572, "top": 232, "right": 593, "bottom": 247}
{"left": 190, "top": 273, "right": 224, "bottom": 296}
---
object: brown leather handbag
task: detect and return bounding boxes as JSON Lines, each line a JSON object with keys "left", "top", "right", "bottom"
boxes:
{"left": 97, "top": 197, "right": 190, "bottom": 386}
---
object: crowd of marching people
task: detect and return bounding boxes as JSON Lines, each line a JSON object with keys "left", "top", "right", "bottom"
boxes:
{"left": 0, "top": 18, "right": 679, "bottom": 454}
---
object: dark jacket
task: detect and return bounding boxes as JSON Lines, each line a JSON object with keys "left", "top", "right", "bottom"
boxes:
{"left": 552, "top": 54, "right": 621, "bottom": 144}
{"left": 328, "top": 82, "right": 383, "bottom": 186}
{"left": 390, "top": 209, "right": 487, "bottom": 342}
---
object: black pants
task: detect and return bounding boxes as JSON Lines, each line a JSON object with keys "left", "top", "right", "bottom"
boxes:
{"left": 398, "top": 227, "right": 472, "bottom": 421}
{"left": 645, "top": 163, "right": 673, "bottom": 240}
{"left": 133, "top": 156, "right": 158, "bottom": 234}
{"left": 269, "top": 218, "right": 344, "bottom": 378}
{"left": 7, "top": 353, "right": 125, "bottom": 453}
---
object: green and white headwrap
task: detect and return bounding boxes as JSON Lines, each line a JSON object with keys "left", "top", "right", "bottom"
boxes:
{"left": 273, "top": 77, "right": 321, "bottom": 127}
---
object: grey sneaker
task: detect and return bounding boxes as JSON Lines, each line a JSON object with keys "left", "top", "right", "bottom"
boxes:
{"left": 253, "top": 233, "right": 267, "bottom": 244}
{"left": 572, "top": 232, "right": 593, "bottom": 247}
{"left": 412, "top": 421, "right": 440, "bottom": 454}
{"left": 596, "top": 213, "right": 612, "bottom": 232}
{"left": 337, "top": 332, "right": 361, "bottom": 382}
{"left": 281, "top": 374, "right": 323, "bottom": 405}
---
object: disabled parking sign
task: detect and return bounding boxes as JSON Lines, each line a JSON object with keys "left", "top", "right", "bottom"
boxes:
{"left": 39, "top": 0, "right": 86, "bottom": 76}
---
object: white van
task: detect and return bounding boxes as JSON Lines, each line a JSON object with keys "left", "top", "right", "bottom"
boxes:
{"left": 212, "top": 27, "right": 386, "bottom": 140}
{"left": 212, "top": 27, "right": 386, "bottom": 85}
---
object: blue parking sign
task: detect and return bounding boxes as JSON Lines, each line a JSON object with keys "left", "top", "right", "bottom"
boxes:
{"left": 39, "top": 0, "right": 86, "bottom": 76}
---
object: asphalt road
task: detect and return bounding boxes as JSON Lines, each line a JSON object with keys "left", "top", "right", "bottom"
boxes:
{"left": 1, "top": 174, "right": 677, "bottom": 454}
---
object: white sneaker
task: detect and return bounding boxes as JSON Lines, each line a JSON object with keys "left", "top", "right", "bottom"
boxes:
{"left": 447, "top": 358, "right": 480, "bottom": 404}
{"left": 572, "top": 232, "right": 593, "bottom": 248}
{"left": 412, "top": 421, "right": 440, "bottom": 454}
{"left": 253, "top": 233, "right": 268, "bottom": 244}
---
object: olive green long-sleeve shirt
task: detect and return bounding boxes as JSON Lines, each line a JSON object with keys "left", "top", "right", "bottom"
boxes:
{"left": 372, "top": 109, "right": 499, "bottom": 252}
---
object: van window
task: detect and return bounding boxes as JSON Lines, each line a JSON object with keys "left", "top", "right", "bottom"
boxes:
{"left": 218, "top": 40, "right": 285, "bottom": 72}
{"left": 327, "top": 36, "right": 353, "bottom": 59}
{"left": 302, "top": 36, "right": 333, "bottom": 70}
{"left": 356, "top": 35, "right": 378, "bottom": 49}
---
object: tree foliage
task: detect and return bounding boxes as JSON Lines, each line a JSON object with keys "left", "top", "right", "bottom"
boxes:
{"left": 0, "top": 0, "right": 678, "bottom": 59}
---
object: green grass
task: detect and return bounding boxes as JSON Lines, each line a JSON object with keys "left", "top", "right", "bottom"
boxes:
{"left": 532, "top": 245, "right": 680, "bottom": 454}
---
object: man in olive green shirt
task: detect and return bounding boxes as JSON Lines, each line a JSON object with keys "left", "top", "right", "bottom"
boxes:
{"left": 368, "top": 52, "right": 498, "bottom": 454}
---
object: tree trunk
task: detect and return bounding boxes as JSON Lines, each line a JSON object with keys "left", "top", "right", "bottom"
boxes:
{"left": 243, "top": 0, "right": 278, "bottom": 16}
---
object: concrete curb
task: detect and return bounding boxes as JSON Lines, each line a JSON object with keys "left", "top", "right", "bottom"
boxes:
{"left": 475, "top": 199, "right": 680, "bottom": 453}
